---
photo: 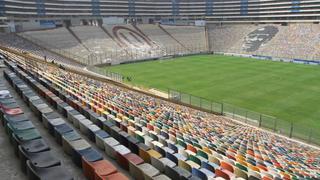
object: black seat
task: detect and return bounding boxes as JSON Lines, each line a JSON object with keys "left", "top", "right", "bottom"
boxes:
{"left": 110, "top": 126, "right": 122, "bottom": 141}
{"left": 26, "top": 160, "right": 73, "bottom": 180}
{"left": 128, "top": 136, "right": 140, "bottom": 155}
{"left": 20, "top": 138, "right": 50, "bottom": 153}
{"left": 102, "top": 120, "right": 115, "bottom": 134}
{"left": 165, "top": 166, "right": 192, "bottom": 180}
{"left": 118, "top": 131, "right": 130, "bottom": 147}
{"left": 19, "top": 147, "right": 61, "bottom": 173}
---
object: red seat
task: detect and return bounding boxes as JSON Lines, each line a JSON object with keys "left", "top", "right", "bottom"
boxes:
{"left": 257, "top": 164, "right": 268, "bottom": 172}
{"left": 147, "top": 124, "right": 154, "bottom": 131}
{"left": 96, "top": 172, "right": 129, "bottom": 180}
{"left": 82, "top": 158, "right": 117, "bottom": 180}
{"left": 117, "top": 153, "right": 144, "bottom": 170}
{"left": 4, "top": 108, "right": 23, "bottom": 115}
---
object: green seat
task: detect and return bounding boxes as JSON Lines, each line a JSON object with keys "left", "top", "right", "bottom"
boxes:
{"left": 193, "top": 142, "right": 202, "bottom": 149}
{"left": 149, "top": 133, "right": 158, "bottom": 141}
{"left": 208, "top": 143, "right": 217, "bottom": 150}
{"left": 177, "top": 139, "right": 186, "bottom": 149}
{"left": 136, "top": 134, "right": 145, "bottom": 144}
{"left": 15, "top": 128, "right": 41, "bottom": 142}
{"left": 236, "top": 163, "right": 247, "bottom": 172}
{"left": 176, "top": 134, "right": 183, "bottom": 140}
{"left": 189, "top": 155, "right": 201, "bottom": 166}
{"left": 140, "top": 120, "right": 147, "bottom": 127}
{"left": 111, "top": 110, "right": 116, "bottom": 116}
{"left": 9, "top": 121, "right": 34, "bottom": 132}
{"left": 197, "top": 150, "right": 208, "bottom": 159}
{"left": 185, "top": 139, "right": 192, "bottom": 145}
{"left": 291, "top": 175, "right": 299, "bottom": 180}
{"left": 6, "top": 122, "right": 34, "bottom": 138}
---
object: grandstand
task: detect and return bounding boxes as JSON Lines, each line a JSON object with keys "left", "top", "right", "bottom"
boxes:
{"left": 0, "top": 0, "right": 319, "bottom": 180}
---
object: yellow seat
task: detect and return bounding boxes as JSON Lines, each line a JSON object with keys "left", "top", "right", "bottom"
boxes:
{"left": 203, "top": 147, "right": 212, "bottom": 155}
{"left": 178, "top": 159, "right": 192, "bottom": 172}
{"left": 208, "top": 155, "right": 220, "bottom": 165}
{"left": 140, "top": 149, "right": 162, "bottom": 163}
{"left": 127, "top": 126, "right": 136, "bottom": 136}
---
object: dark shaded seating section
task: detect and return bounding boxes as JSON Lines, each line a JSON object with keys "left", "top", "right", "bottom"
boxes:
{"left": 4, "top": 62, "right": 130, "bottom": 180}
{"left": 1, "top": 70, "right": 73, "bottom": 180}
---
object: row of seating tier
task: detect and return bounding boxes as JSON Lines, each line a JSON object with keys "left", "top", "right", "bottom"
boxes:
{"left": 6, "top": 56, "right": 320, "bottom": 180}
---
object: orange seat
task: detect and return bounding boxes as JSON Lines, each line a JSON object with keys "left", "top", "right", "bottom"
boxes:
{"left": 215, "top": 169, "right": 231, "bottom": 180}
{"left": 236, "top": 154, "right": 245, "bottom": 161}
{"left": 221, "top": 161, "right": 234, "bottom": 173}
{"left": 248, "top": 164, "right": 260, "bottom": 172}
{"left": 96, "top": 172, "right": 129, "bottom": 180}
{"left": 238, "top": 159, "right": 248, "bottom": 167}
{"left": 186, "top": 144, "right": 197, "bottom": 154}
{"left": 281, "top": 172, "right": 291, "bottom": 180}
{"left": 262, "top": 176, "right": 273, "bottom": 180}
{"left": 82, "top": 158, "right": 117, "bottom": 180}
{"left": 257, "top": 164, "right": 268, "bottom": 172}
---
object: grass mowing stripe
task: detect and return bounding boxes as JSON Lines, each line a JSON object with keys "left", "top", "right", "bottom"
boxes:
{"left": 107, "top": 55, "right": 320, "bottom": 134}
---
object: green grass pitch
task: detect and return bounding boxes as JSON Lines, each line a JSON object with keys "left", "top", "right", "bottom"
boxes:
{"left": 107, "top": 55, "right": 320, "bottom": 141}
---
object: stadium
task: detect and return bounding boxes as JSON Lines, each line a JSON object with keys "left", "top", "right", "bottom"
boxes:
{"left": 0, "top": 0, "right": 319, "bottom": 180}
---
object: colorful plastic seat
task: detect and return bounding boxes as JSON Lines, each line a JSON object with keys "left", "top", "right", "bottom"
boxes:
{"left": 82, "top": 158, "right": 117, "bottom": 180}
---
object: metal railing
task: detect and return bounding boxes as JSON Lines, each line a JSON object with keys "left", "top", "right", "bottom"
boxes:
{"left": 87, "top": 66, "right": 123, "bottom": 83}
{"left": 168, "top": 89, "right": 320, "bottom": 146}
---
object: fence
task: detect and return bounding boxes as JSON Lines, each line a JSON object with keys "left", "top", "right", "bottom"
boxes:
{"left": 168, "top": 89, "right": 320, "bottom": 146}
{"left": 87, "top": 66, "right": 123, "bottom": 83}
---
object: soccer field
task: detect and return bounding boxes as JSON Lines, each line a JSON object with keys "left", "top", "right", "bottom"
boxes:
{"left": 107, "top": 55, "right": 320, "bottom": 141}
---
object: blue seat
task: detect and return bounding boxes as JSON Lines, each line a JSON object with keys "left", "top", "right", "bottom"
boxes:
{"left": 168, "top": 142, "right": 178, "bottom": 153}
{"left": 191, "top": 168, "right": 215, "bottom": 180}
{"left": 166, "top": 152, "right": 178, "bottom": 165}
{"left": 54, "top": 124, "right": 74, "bottom": 145}
{"left": 154, "top": 145, "right": 166, "bottom": 157}
{"left": 95, "top": 130, "right": 109, "bottom": 140}
{"left": 71, "top": 147, "right": 103, "bottom": 168}
{"left": 201, "top": 161, "right": 219, "bottom": 172}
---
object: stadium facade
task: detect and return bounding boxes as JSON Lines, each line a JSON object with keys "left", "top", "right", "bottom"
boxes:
{"left": 0, "top": 0, "right": 320, "bottom": 32}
